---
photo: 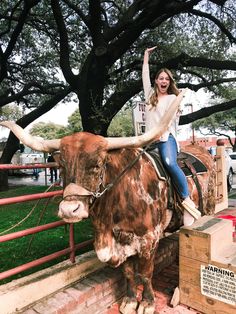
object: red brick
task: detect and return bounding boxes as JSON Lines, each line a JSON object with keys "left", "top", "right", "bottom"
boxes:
{"left": 32, "top": 299, "right": 59, "bottom": 314}
{"left": 81, "top": 277, "right": 104, "bottom": 294}
{"left": 85, "top": 292, "right": 115, "bottom": 312}
{"left": 97, "top": 292, "right": 116, "bottom": 309}
{"left": 70, "top": 303, "right": 87, "bottom": 313}
{"left": 86, "top": 291, "right": 103, "bottom": 307}
{"left": 73, "top": 280, "right": 95, "bottom": 300}
{"left": 37, "top": 293, "right": 69, "bottom": 314}
{"left": 90, "top": 271, "right": 112, "bottom": 290}
{"left": 51, "top": 291, "right": 77, "bottom": 313}
{"left": 65, "top": 286, "right": 86, "bottom": 304}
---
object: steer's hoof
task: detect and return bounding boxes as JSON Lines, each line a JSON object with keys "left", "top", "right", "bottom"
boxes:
{"left": 137, "top": 300, "right": 156, "bottom": 314}
{"left": 119, "top": 296, "right": 138, "bottom": 314}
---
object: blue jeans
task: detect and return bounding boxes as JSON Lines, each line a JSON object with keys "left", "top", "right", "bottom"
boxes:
{"left": 153, "top": 134, "right": 189, "bottom": 199}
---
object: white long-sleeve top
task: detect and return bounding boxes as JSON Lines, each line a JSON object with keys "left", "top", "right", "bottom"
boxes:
{"left": 142, "top": 63, "right": 180, "bottom": 143}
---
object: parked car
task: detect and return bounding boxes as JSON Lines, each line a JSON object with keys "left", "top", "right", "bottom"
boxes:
{"left": 226, "top": 152, "right": 234, "bottom": 192}
{"left": 229, "top": 152, "right": 236, "bottom": 173}
{"left": 208, "top": 147, "right": 233, "bottom": 192}
{"left": 9, "top": 145, "right": 44, "bottom": 176}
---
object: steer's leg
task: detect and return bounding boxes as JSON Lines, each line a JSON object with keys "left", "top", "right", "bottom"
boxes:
{"left": 136, "top": 252, "right": 156, "bottom": 314}
{"left": 119, "top": 257, "right": 138, "bottom": 314}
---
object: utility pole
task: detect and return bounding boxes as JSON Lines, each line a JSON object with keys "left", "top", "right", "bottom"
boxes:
{"left": 185, "top": 103, "right": 195, "bottom": 144}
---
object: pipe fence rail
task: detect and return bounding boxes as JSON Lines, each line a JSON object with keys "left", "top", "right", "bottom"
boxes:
{"left": 0, "top": 162, "right": 93, "bottom": 282}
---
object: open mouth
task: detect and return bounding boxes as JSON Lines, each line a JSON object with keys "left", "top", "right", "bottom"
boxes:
{"left": 160, "top": 84, "right": 167, "bottom": 89}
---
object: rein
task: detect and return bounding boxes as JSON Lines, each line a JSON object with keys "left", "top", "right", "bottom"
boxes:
{"left": 96, "top": 148, "right": 148, "bottom": 198}
{"left": 93, "top": 144, "right": 155, "bottom": 198}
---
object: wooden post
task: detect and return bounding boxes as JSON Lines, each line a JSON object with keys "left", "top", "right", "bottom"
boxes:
{"left": 215, "top": 140, "right": 228, "bottom": 213}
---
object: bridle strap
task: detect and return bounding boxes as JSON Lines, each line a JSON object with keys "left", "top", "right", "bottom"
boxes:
{"left": 94, "top": 144, "right": 154, "bottom": 198}
{"left": 62, "top": 145, "right": 152, "bottom": 202}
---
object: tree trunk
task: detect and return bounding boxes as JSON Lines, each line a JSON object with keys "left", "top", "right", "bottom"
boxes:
{"left": 0, "top": 134, "right": 20, "bottom": 191}
{"left": 0, "top": 170, "right": 9, "bottom": 191}
{"left": 78, "top": 54, "right": 111, "bottom": 135}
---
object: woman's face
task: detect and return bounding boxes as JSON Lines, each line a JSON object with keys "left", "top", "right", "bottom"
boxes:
{"left": 155, "top": 71, "right": 170, "bottom": 95}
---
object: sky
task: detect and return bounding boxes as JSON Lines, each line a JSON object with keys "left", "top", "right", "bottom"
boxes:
{"left": 0, "top": 101, "right": 78, "bottom": 139}
{"left": 27, "top": 102, "right": 78, "bottom": 128}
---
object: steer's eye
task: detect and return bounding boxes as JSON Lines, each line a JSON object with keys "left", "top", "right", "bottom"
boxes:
{"left": 94, "top": 165, "right": 100, "bottom": 171}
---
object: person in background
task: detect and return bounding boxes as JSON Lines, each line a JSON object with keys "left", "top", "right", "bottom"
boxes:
{"left": 142, "top": 46, "right": 201, "bottom": 226}
{"left": 47, "top": 153, "right": 58, "bottom": 182}
{"left": 32, "top": 157, "right": 39, "bottom": 179}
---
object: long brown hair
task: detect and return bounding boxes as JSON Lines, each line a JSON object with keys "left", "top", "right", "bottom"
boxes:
{"left": 149, "top": 68, "right": 179, "bottom": 107}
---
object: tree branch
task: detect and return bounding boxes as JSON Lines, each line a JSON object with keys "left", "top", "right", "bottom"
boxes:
{"left": 16, "top": 86, "right": 73, "bottom": 128}
{"left": 0, "top": 82, "right": 68, "bottom": 107}
{"left": 61, "top": 0, "right": 90, "bottom": 27}
{"left": 51, "top": 0, "right": 77, "bottom": 87}
{"left": 189, "top": 8, "right": 236, "bottom": 44}
{"left": 180, "top": 99, "right": 236, "bottom": 125}
{"left": 164, "top": 52, "right": 236, "bottom": 70}
{"left": 5, "top": 0, "right": 41, "bottom": 59}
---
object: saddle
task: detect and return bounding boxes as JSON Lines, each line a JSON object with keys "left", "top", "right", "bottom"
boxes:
{"left": 144, "top": 149, "right": 207, "bottom": 213}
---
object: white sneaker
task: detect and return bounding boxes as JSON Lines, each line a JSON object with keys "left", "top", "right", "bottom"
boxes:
{"left": 182, "top": 197, "right": 201, "bottom": 220}
{"left": 183, "top": 210, "right": 195, "bottom": 226}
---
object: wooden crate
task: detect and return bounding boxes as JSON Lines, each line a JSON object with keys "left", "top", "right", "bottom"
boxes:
{"left": 179, "top": 215, "right": 236, "bottom": 314}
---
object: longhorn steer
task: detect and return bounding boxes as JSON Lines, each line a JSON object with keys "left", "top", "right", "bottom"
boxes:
{"left": 0, "top": 95, "right": 215, "bottom": 314}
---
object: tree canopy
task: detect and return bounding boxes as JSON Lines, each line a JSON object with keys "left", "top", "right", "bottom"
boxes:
{"left": 193, "top": 107, "right": 236, "bottom": 150}
{"left": 30, "top": 107, "right": 134, "bottom": 138}
{"left": 29, "top": 121, "right": 69, "bottom": 139}
{"left": 0, "top": 0, "right": 235, "bottom": 168}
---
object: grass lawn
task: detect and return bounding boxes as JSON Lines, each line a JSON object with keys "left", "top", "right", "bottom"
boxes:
{"left": 0, "top": 185, "right": 94, "bottom": 285}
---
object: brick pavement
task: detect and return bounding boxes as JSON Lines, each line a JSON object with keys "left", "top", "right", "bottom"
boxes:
{"left": 105, "top": 262, "right": 201, "bottom": 314}
{"left": 20, "top": 262, "right": 200, "bottom": 314}
{"left": 20, "top": 260, "right": 200, "bottom": 314}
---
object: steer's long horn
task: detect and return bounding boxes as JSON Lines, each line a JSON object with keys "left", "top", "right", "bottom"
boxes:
{"left": 0, "top": 121, "right": 61, "bottom": 153}
{"left": 106, "top": 90, "right": 186, "bottom": 150}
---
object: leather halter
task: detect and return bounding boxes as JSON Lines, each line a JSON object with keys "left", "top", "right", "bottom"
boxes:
{"left": 62, "top": 148, "right": 147, "bottom": 202}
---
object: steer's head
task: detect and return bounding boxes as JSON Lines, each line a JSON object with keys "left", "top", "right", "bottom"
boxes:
{"left": 0, "top": 91, "right": 185, "bottom": 223}
{"left": 57, "top": 133, "right": 108, "bottom": 223}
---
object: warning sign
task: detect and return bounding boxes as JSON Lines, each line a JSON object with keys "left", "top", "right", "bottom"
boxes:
{"left": 201, "top": 264, "right": 236, "bottom": 305}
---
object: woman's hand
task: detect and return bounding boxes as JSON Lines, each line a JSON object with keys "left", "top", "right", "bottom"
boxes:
{"left": 145, "top": 46, "right": 157, "bottom": 54}
{"left": 143, "top": 46, "right": 157, "bottom": 64}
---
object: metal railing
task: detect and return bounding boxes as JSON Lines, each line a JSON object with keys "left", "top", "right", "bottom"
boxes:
{"left": 0, "top": 162, "right": 93, "bottom": 281}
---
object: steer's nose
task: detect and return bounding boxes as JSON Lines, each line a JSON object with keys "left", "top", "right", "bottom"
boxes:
{"left": 58, "top": 199, "right": 89, "bottom": 220}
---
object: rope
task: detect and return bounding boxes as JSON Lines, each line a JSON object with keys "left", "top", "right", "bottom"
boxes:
{"left": 0, "top": 181, "right": 61, "bottom": 236}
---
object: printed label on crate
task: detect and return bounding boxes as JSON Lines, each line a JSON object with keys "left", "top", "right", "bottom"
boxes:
{"left": 201, "top": 264, "right": 236, "bottom": 305}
